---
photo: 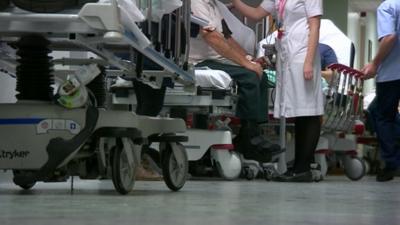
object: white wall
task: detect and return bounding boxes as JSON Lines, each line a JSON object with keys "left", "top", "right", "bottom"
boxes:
{"left": 363, "top": 12, "right": 378, "bottom": 95}
{"left": 347, "top": 12, "right": 361, "bottom": 69}
{"left": 347, "top": 11, "right": 377, "bottom": 95}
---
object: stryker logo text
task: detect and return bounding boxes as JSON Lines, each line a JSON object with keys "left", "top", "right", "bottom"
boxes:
{"left": 0, "top": 150, "right": 30, "bottom": 159}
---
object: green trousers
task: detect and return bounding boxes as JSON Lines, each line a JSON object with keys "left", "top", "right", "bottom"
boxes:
{"left": 196, "top": 60, "right": 268, "bottom": 122}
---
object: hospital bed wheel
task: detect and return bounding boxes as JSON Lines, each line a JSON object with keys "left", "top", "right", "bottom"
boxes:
{"left": 161, "top": 142, "right": 188, "bottom": 191}
{"left": 263, "top": 166, "right": 276, "bottom": 181}
{"left": 214, "top": 151, "right": 242, "bottom": 181}
{"left": 243, "top": 167, "right": 256, "bottom": 180}
{"left": 12, "top": 170, "right": 35, "bottom": 190}
{"left": 111, "top": 139, "right": 136, "bottom": 195}
{"left": 343, "top": 156, "right": 366, "bottom": 181}
{"left": 17, "top": 182, "right": 35, "bottom": 190}
{"left": 310, "top": 163, "right": 324, "bottom": 182}
{"left": 362, "top": 157, "right": 371, "bottom": 175}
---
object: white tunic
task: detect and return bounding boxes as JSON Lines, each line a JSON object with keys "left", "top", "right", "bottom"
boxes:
{"left": 261, "top": 0, "right": 324, "bottom": 118}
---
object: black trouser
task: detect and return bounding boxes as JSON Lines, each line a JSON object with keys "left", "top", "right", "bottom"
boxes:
{"left": 293, "top": 116, "right": 321, "bottom": 173}
{"left": 134, "top": 80, "right": 166, "bottom": 117}
{"left": 118, "top": 52, "right": 166, "bottom": 117}
{"left": 375, "top": 79, "right": 400, "bottom": 169}
{"left": 196, "top": 60, "right": 268, "bottom": 122}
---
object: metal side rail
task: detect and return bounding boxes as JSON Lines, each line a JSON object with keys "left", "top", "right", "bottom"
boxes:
{"left": 0, "top": 2, "right": 195, "bottom": 86}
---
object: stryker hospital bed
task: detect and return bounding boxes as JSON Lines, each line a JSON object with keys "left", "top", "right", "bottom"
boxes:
{"left": 0, "top": 0, "right": 196, "bottom": 194}
{"left": 111, "top": 1, "right": 263, "bottom": 180}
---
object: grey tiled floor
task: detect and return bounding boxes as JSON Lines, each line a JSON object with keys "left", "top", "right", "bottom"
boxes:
{"left": 0, "top": 172, "right": 399, "bottom": 225}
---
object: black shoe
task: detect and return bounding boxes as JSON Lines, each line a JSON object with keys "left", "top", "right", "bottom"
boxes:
{"left": 376, "top": 167, "right": 396, "bottom": 182}
{"left": 0, "top": 0, "right": 10, "bottom": 10}
{"left": 11, "top": 0, "right": 97, "bottom": 13}
{"left": 235, "top": 120, "right": 282, "bottom": 163}
{"left": 273, "top": 170, "right": 313, "bottom": 182}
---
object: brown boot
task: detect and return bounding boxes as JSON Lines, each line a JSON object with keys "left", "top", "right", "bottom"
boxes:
{"left": 135, "top": 154, "right": 163, "bottom": 181}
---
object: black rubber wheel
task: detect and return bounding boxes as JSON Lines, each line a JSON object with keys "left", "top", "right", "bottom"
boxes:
{"left": 111, "top": 139, "right": 136, "bottom": 195}
{"left": 244, "top": 167, "right": 255, "bottom": 180}
{"left": 344, "top": 156, "right": 366, "bottom": 181}
{"left": 362, "top": 157, "right": 371, "bottom": 175}
{"left": 12, "top": 170, "right": 36, "bottom": 190}
{"left": 263, "top": 168, "right": 275, "bottom": 181}
{"left": 161, "top": 142, "right": 188, "bottom": 191}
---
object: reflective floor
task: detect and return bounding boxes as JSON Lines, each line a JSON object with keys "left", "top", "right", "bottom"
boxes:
{"left": 0, "top": 172, "right": 399, "bottom": 225}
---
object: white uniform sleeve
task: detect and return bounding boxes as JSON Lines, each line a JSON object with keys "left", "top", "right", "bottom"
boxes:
{"left": 191, "top": 1, "right": 218, "bottom": 28}
{"left": 260, "top": 0, "right": 275, "bottom": 14}
{"left": 305, "top": 0, "right": 323, "bottom": 18}
{"left": 191, "top": 1, "right": 209, "bottom": 21}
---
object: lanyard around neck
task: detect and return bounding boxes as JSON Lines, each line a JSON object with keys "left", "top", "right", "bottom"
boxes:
{"left": 278, "top": 0, "right": 287, "bottom": 21}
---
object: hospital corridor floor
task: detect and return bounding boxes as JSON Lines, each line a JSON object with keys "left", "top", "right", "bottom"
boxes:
{"left": 0, "top": 173, "right": 399, "bottom": 225}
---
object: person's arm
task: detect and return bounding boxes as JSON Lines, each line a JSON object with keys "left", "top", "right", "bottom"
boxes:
{"left": 362, "top": 2, "right": 398, "bottom": 79}
{"left": 321, "top": 68, "right": 334, "bottom": 82}
{"left": 232, "top": 0, "right": 270, "bottom": 21}
{"left": 361, "top": 34, "right": 397, "bottom": 79}
{"left": 201, "top": 29, "right": 263, "bottom": 76}
{"left": 226, "top": 37, "right": 250, "bottom": 58}
{"left": 304, "top": 16, "right": 321, "bottom": 80}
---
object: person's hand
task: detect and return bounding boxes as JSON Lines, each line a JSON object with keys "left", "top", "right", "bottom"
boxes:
{"left": 361, "top": 63, "right": 377, "bottom": 80}
{"left": 253, "top": 57, "right": 268, "bottom": 68}
{"left": 226, "top": 3, "right": 235, "bottom": 10}
{"left": 246, "top": 61, "right": 263, "bottom": 78}
{"left": 303, "top": 61, "right": 313, "bottom": 80}
{"left": 203, "top": 25, "right": 216, "bottom": 32}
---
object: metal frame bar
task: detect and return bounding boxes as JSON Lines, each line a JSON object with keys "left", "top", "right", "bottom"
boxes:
{"left": 0, "top": 1, "right": 195, "bottom": 86}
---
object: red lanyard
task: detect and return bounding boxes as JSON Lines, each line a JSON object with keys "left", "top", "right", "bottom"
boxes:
{"left": 278, "top": 0, "right": 287, "bottom": 21}
{"left": 277, "top": 0, "right": 287, "bottom": 40}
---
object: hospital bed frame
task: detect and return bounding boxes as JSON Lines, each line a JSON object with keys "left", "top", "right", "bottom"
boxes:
{"left": 0, "top": 0, "right": 195, "bottom": 194}
{"left": 315, "top": 63, "right": 367, "bottom": 181}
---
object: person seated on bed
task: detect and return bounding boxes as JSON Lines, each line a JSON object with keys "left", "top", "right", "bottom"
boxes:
{"left": 319, "top": 43, "right": 338, "bottom": 84}
{"left": 190, "top": 0, "right": 281, "bottom": 162}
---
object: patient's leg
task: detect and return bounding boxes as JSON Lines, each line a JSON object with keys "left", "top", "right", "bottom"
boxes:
{"left": 196, "top": 60, "right": 279, "bottom": 162}
{"left": 133, "top": 80, "right": 166, "bottom": 117}
{"left": 196, "top": 60, "right": 261, "bottom": 121}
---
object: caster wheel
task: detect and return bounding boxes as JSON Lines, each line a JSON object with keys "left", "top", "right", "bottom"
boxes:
{"left": 161, "top": 142, "right": 188, "bottom": 191}
{"left": 362, "top": 157, "right": 371, "bottom": 175}
{"left": 312, "top": 173, "right": 324, "bottom": 182}
{"left": 310, "top": 163, "right": 324, "bottom": 182}
{"left": 111, "top": 138, "right": 137, "bottom": 195}
{"left": 213, "top": 151, "right": 242, "bottom": 181}
{"left": 344, "top": 156, "right": 366, "bottom": 181}
{"left": 12, "top": 170, "right": 36, "bottom": 190}
{"left": 263, "top": 167, "right": 276, "bottom": 181}
{"left": 244, "top": 167, "right": 256, "bottom": 180}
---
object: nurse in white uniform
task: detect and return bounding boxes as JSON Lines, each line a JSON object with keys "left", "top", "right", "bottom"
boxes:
{"left": 232, "top": 0, "right": 324, "bottom": 182}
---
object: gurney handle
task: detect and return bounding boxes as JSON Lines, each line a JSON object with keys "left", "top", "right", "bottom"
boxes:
{"left": 328, "top": 63, "right": 364, "bottom": 78}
